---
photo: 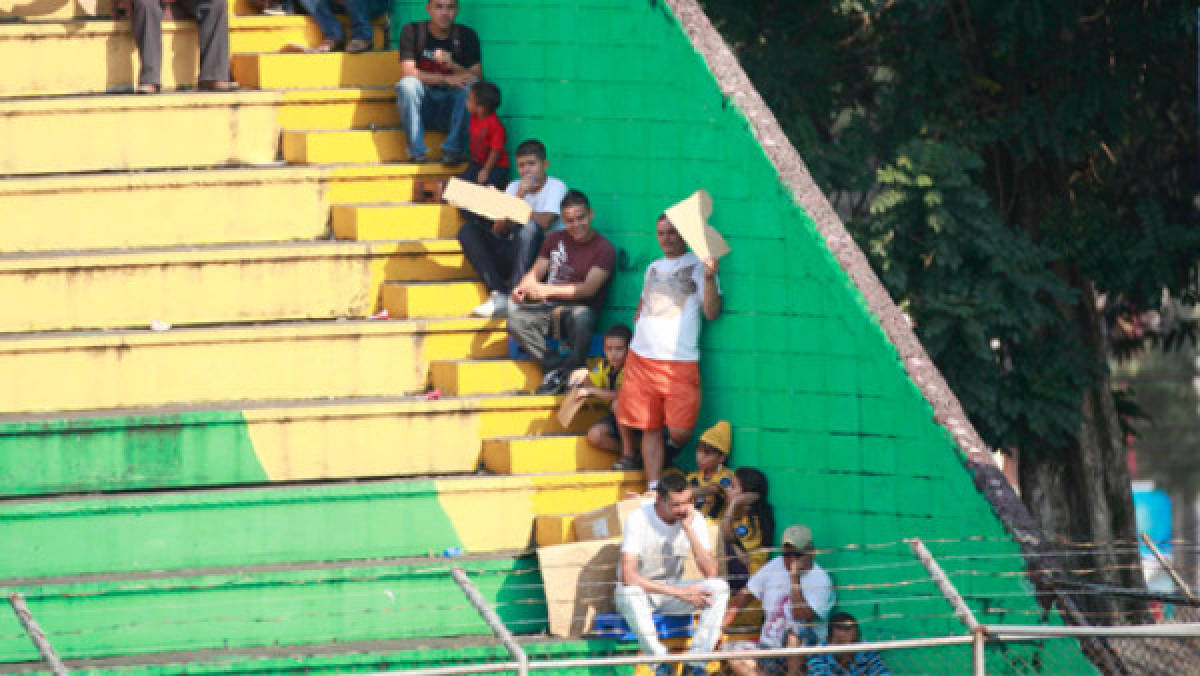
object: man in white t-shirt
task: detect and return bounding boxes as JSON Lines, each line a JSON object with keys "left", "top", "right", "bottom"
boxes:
{"left": 722, "top": 525, "right": 835, "bottom": 676}
{"left": 615, "top": 473, "right": 730, "bottom": 676}
{"left": 458, "top": 139, "right": 569, "bottom": 318}
{"left": 614, "top": 211, "right": 723, "bottom": 485}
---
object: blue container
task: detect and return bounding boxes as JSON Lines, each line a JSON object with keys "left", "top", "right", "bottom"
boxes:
{"left": 1134, "top": 488, "right": 1174, "bottom": 557}
{"left": 590, "top": 612, "right": 694, "bottom": 641}
{"left": 508, "top": 335, "right": 606, "bottom": 361}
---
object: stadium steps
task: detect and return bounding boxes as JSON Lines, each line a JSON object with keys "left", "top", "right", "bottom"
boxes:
{"left": 333, "top": 201, "right": 465, "bottom": 241}
{"left": 381, "top": 279, "right": 488, "bottom": 319}
{"left": 429, "top": 358, "right": 546, "bottom": 397}
{"left": 232, "top": 50, "right": 405, "bottom": 89}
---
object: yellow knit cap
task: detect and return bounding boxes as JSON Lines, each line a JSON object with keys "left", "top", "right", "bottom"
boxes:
{"left": 698, "top": 421, "right": 732, "bottom": 456}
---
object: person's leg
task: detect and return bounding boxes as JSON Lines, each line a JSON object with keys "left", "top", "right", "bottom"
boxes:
{"left": 783, "top": 631, "right": 805, "bottom": 676}
{"left": 344, "top": 0, "right": 378, "bottom": 42}
{"left": 662, "top": 361, "right": 701, "bottom": 471}
{"left": 511, "top": 222, "right": 544, "bottom": 291}
{"left": 587, "top": 413, "right": 621, "bottom": 453}
{"left": 187, "top": 0, "right": 231, "bottom": 84}
{"left": 614, "top": 585, "right": 669, "bottom": 657}
{"left": 129, "top": 0, "right": 164, "bottom": 88}
{"left": 441, "top": 85, "right": 470, "bottom": 158}
{"left": 686, "top": 578, "right": 730, "bottom": 663}
{"left": 484, "top": 165, "right": 510, "bottom": 190}
{"left": 294, "top": 0, "right": 345, "bottom": 42}
{"left": 559, "top": 305, "right": 596, "bottom": 374}
{"left": 507, "top": 304, "right": 555, "bottom": 369}
{"left": 615, "top": 352, "right": 664, "bottom": 472}
{"left": 726, "top": 659, "right": 758, "bottom": 676}
{"left": 394, "top": 77, "right": 428, "bottom": 159}
{"left": 641, "top": 427, "right": 667, "bottom": 484}
{"left": 457, "top": 220, "right": 511, "bottom": 293}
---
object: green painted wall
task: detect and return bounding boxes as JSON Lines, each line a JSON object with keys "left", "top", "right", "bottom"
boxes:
{"left": 0, "top": 480, "right": 462, "bottom": 579}
{"left": 389, "top": 0, "right": 1094, "bottom": 672}
{"left": 0, "top": 557, "right": 545, "bottom": 663}
{"left": 0, "top": 411, "right": 265, "bottom": 496}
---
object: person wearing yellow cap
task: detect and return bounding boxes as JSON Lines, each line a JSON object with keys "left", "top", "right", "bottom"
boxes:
{"left": 686, "top": 421, "right": 735, "bottom": 519}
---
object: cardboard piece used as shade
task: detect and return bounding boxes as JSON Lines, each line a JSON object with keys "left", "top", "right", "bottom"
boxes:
{"left": 664, "top": 189, "right": 731, "bottom": 260}
{"left": 443, "top": 178, "right": 532, "bottom": 223}
{"left": 556, "top": 387, "right": 588, "bottom": 429}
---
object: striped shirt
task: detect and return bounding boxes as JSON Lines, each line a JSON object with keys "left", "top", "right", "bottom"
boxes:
{"left": 806, "top": 650, "right": 890, "bottom": 675}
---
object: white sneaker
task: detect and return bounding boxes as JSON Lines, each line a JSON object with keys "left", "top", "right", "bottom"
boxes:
{"left": 471, "top": 291, "right": 505, "bottom": 318}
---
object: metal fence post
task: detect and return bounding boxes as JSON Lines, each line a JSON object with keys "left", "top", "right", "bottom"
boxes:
{"left": 450, "top": 567, "right": 528, "bottom": 676}
{"left": 8, "top": 592, "right": 68, "bottom": 676}
{"left": 907, "top": 538, "right": 986, "bottom": 676}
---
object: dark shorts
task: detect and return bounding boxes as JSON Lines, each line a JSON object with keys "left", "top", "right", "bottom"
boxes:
{"left": 598, "top": 411, "right": 619, "bottom": 439}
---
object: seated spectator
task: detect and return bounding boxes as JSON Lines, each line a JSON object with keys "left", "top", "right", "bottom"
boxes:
{"left": 680, "top": 421, "right": 734, "bottom": 514}
{"left": 459, "top": 81, "right": 508, "bottom": 189}
{"left": 462, "top": 139, "right": 568, "bottom": 318}
{"left": 807, "top": 613, "right": 890, "bottom": 676}
{"left": 723, "top": 525, "right": 835, "bottom": 676}
{"left": 294, "top": 0, "right": 387, "bottom": 52}
{"left": 616, "top": 211, "right": 723, "bottom": 490}
{"left": 614, "top": 473, "right": 729, "bottom": 676}
{"left": 721, "top": 467, "right": 775, "bottom": 592}
{"left": 508, "top": 190, "right": 616, "bottom": 395}
{"left": 129, "top": 0, "right": 237, "bottom": 93}
{"left": 563, "top": 324, "right": 632, "bottom": 457}
{"left": 395, "top": 0, "right": 480, "bottom": 163}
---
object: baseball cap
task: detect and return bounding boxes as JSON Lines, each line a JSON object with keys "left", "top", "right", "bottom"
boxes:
{"left": 781, "top": 525, "right": 813, "bottom": 550}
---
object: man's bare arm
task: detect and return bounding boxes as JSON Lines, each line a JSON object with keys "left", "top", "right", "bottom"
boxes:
{"left": 722, "top": 588, "right": 753, "bottom": 628}
{"left": 512, "top": 257, "right": 550, "bottom": 302}
{"left": 537, "top": 266, "right": 611, "bottom": 302}
{"left": 701, "top": 257, "right": 722, "bottom": 320}
{"left": 682, "top": 515, "right": 718, "bottom": 579}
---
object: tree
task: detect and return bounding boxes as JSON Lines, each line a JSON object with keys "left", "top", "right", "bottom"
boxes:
{"left": 700, "top": 0, "right": 1199, "bottom": 621}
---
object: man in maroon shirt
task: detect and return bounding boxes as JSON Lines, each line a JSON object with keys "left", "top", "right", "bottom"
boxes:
{"left": 509, "top": 190, "right": 617, "bottom": 394}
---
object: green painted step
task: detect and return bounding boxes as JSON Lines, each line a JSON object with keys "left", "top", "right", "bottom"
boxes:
{"left": 0, "top": 556, "right": 548, "bottom": 665}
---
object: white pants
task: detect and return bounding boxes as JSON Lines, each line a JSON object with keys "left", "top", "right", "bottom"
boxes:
{"left": 614, "top": 578, "right": 730, "bottom": 664}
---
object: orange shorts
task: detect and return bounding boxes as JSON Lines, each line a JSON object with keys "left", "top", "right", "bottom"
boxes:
{"left": 615, "top": 350, "right": 701, "bottom": 431}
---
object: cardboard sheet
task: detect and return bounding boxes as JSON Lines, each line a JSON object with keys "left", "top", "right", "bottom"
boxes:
{"left": 664, "top": 189, "right": 731, "bottom": 260}
{"left": 443, "top": 178, "right": 532, "bottom": 223}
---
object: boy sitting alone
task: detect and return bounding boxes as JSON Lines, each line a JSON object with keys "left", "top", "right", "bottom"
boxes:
{"left": 566, "top": 324, "right": 632, "bottom": 458}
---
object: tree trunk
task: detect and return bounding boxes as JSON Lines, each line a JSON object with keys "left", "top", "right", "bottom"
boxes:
{"left": 1018, "top": 284, "right": 1149, "bottom": 624}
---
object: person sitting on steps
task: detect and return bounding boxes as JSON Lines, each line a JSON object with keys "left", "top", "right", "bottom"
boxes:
{"left": 129, "top": 0, "right": 238, "bottom": 93}
{"left": 394, "top": 0, "right": 481, "bottom": 163}
{"left": 508, "top": 189, "right": 616, "bottom": 395}
{"left": 294, "top": 0, "right": 388, "bottom": 53}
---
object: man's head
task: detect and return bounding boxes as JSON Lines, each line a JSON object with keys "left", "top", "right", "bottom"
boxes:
{"left": 653, "top": 472, "right": 692, "bottom": 525}
{"left": 694, "top": 420, "right": 731, "bottom": 472}
{"left": 426, "top": 0, "right": 459, "bottom": 32}
{"left": 780, "top": 524, "right": 815, "bottom": 572}
{"left": 656, "top": 214, "right": 688, "bottom": 258}
{"left": 560, "top": 190, "right": 595, "bottom": 243}
{"left": 515, "top": 139, "right": 549, "bottom": 183}
{"left": 603, "top": 324, "right": 632, "bottom": 371}
{"left": 467, "top": 81, "right": 501, "bottom": 117}
{"left": 827, "top": 612, "right": 861, "bottom": 645}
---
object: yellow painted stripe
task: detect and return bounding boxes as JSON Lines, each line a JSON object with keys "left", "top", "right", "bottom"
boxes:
{"left": 530, "top": 472, "right": 645, "bottom": 515}
{"left": 332, "top": 203, "right": 463, "bottom": 241}
{"left": 232, "top": 51, "right": 405, "bottom": 89}
{"left": 429, "top": 359, "right": 543, "bottom": 396}
{"left": 278, "top": 88, "right": 399, "bottom": 129}
{"left": 382, "top": 281, "right": 488, "bottom": 319}
{"left": 481, "top": 434, "right": 617, "bottom": 475}
{"left": 283, "top": 130, "right": 450, "bottom": 164}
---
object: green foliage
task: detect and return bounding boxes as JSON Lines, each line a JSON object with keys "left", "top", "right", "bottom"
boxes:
{"left": 702, "top": 0, "right": 1200, "bottom": 456}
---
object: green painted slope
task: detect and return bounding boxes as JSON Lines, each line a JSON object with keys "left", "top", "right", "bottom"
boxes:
{"left": 387, "top": 0, "right": 1095, "bottom": 672}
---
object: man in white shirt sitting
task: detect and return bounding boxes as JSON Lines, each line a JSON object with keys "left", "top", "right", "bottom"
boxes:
{"left": 615, "top": 473, "right": 730, "bottom": 676}
{"left": 722, "top": 525, "right": 835, "bottom": 676}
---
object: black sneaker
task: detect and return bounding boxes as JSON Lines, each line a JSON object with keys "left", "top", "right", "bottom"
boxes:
{"left": 534, "top": 369, "right": 566, "bottom": 395}
{"left": 441, "top": 150, "right": 468, "bottom": 165}
{"left": 611, "top": 456, "right": 642, "bottom": 471}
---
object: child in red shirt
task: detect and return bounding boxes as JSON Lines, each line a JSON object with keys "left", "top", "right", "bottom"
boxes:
{"left": 459, "top": 80, "right": 509, "bottom": 189}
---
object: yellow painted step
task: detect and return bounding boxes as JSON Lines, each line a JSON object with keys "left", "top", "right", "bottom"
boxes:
{"left": 232, "top": 51, "right": 404, "bottom": 90}
{"left": 482, "top": 434, "right": 618, "bottom": 475}
{"left": 0, "top": 240, "right": 472, "bottom": 333}
{"left": 535, "top": 514, "right": 575, "bottom": 546}
{"left": 333, "top": 202, "right": 464, "bottom": 241}
{"left": 381, "top": 281, "right": 487, "bottom": 319}
{"left": 429, "top": 359, "right": 542, "bottom": 397}
{"left": 0, "top": 165, "right": 459, "bottom": 253}
{"left": 0, "top": 318, "right": 507, "bottom": 414}
{"left": 278, "top": 87, "right": 399, "bottom": 129}
{"left": 0, "top": 17, "right": 349, "bottom": 97}
{"left": 283, "top": 129, "right": 461, "bottom": 164}
{"left": 0, "top": 0, "right": 113, "bottom": 20}
{"left": 0, "top": 91, "right": 278, "bottom": 175}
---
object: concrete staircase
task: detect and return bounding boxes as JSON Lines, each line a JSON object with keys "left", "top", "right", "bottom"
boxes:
{"left": 0, "top": 1, "right": 640, "bottom": 671}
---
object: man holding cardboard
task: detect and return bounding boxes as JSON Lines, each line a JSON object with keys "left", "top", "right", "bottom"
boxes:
{"left": 615, "top": 190, "right": 727, "bottom": 487}
{"left": 615, "top": 473, "right": 729, "bottom": 676}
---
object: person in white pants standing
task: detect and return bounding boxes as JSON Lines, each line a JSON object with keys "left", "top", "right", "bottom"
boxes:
{"left": 615, "top": 473, "right": 730, "bottom": 676}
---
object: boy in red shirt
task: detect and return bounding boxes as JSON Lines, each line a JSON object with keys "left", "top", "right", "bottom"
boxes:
{"left": 459, "top": 81, "right": 509, "bottom": 189}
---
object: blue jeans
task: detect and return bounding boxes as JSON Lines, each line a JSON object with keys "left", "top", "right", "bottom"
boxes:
{"left": 294, "top": 0, "right": 387, "bottom": 42}
{"left": 394, "top": 77, "right": 469, "bottom": 159}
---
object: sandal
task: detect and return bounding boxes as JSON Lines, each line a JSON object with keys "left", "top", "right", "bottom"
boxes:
{"left": 134, "top": 83, "right": 161, "bottom": 94}
{"left": 345, "top": 38, "right": 371, "bottom": 54}
{"left": 197, "top": 80, "right": 240, "bottom": 92}
{"left": 611, "top": 456, "right": 643, "bottom": 471}
{"left": 315, "top": 39, "right": 343, "bottom": 52}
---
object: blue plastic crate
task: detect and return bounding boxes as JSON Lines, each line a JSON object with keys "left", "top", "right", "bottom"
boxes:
{"left": 507, "top": 335, "right": 606, "bottom": 361}
{"left": 590, "top": 612, "right": 694, "bottom": 641}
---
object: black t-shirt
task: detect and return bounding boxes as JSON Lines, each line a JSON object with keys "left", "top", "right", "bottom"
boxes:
{"left": 397, "top": 21, "right": 481, "bottom": 75}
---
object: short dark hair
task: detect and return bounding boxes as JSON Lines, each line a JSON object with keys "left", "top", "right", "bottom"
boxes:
{"left": 604, "top": 324, "right": 632, "bottom": 345}
{"left": 515, "top": 139, "right": 547, "bottom": 161}
{"left": 560, "top": 189, "right": 591, "bottom": 213}
{"left": 470, "top": 81, "right": 502, "bottom": 114}
{"left": 828, "top": 612, "right": 859, "bottom": 633}
{"left": 655, "top": 472, "right": 688, "bottom": 499}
